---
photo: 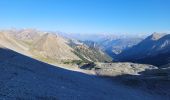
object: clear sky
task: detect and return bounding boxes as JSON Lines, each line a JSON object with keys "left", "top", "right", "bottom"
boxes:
{"left": 0, "top": 0, "right": 170, "bottom": 34}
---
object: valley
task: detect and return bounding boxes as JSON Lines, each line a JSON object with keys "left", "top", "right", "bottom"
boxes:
{"left": 1, "top": 0, "right": 170, "bottom": 99}
{"left": 0, "top": 29, "right": 170, "bottom": 100}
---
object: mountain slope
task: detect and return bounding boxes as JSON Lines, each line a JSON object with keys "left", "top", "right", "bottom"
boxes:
{"left": 100, "top": 37, "right": 143, "bottom": 59}
{"left": 0, "top": 48, "right": 161, "bottom": 100}
{"left": 69, "top": 40, "right": 112, "bottom": 62}
{"left": 4, "top": 29, "right": 44, "bottom": 43}
{"left": 30, "top": 33, "right": 80, "bottom": 62}
{"left": 0, "top": 29, "right": 112, "bottom": 65}
{"left": 119, "top": 33, "right": 170, "bottom": 66}
{"left": 0, "top": 32, "right": 32, "bottom": 56}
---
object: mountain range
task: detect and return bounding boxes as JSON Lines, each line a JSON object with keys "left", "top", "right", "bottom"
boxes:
{"left": 0, "top": 29, "right": 170, "bottom": 99}
{"left": 0, "top": 29, "right": 112, "bottom": 67}
{"left": 1, "top": 29, "right": 170, "bottom": 67}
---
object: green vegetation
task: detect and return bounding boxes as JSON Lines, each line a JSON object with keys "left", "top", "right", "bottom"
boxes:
{"left": 73, "top": 47, "right": 112, "bottom": 63}
{"left": 63, "top": 60, "right": 85, "bottom": 66}
{"left": 73, "top": 50, "right": 91, "bottom": 63}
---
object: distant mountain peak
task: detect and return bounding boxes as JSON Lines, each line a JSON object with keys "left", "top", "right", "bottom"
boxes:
{"left": 119, "top": 32, "right": 170, "bottom": 66}
{"left": 149, "top": 32, "right": 167, "bottom": 40}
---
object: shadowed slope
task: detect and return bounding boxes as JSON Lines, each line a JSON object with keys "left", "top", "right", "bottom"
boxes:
{"left": 119, "top": 33, "right": 170, "bottom": 66}
{"left": 0, "top": 48, "right": 104, "bottom": 99}
{"left": 0, "top": 48, "right": 160, "bottom": 100}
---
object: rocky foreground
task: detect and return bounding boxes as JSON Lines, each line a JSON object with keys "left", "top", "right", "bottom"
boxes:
{"left": 0, "top": 48, "right": 166, "bottom": 100}
{"left": 80, "top": 62, "right": 170, "bottom": 99}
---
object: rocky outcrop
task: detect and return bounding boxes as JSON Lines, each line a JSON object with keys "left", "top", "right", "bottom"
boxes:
{"left": 80, "top": 62, "right": 157, "bottom": 76}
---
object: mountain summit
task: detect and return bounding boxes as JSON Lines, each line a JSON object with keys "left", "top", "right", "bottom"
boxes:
{"left": 119, "top": 33, "right": 170, "bottom": 66}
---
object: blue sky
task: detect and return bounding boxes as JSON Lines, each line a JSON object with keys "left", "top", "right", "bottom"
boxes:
{"left": 0, "top": 0, "right": 170, "bottom": 34}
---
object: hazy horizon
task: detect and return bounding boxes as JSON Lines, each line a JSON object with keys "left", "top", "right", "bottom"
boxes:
{"left": 0, "top": 0, "right": 170, "bottom": 34}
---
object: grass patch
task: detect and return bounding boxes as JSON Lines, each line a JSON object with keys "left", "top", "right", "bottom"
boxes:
{"left": 63, "top": 60, "right": 85, "bottom": 66}
{"left": 73, "top": 50, "right": 91, "bottom": 63}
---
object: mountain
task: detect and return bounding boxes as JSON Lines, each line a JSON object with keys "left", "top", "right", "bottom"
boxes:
{"left": 0, "top": 31, "right": 32, "bottom": 56}
{"left": 119, "top": 33, "right": 170, "bottom": 66}
{"left": 30, "top": 33, "right": 80, "bottom": 62}
{"left": 80, "top": 36, "right": 143, "bottom": 61}
{"left": 99, "top": 37, "right": 143, "bottom": 59}
{"left": 69, "top": 40, "right": 112, "bottom": 63}
{"left": 2, "top": 29, "right": 44, "bottom": 43}
{"left": 60, "top": 32, "right": 145, "bottom": 60}
{"left": 58, "top": 33, "right": 114, "bottom": 42}
{"left": 0, "top": 29, "right": 111, "bottom": 66}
